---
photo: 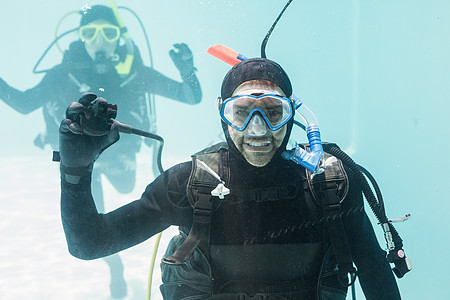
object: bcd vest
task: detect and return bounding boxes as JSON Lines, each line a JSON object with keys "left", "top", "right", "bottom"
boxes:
{"left": 162, "top": 142, "right": 355, "bottom": 300}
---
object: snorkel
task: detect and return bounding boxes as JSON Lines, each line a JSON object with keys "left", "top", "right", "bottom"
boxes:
{"left": 283, "top": 95, "right": 325, "bottom": 175}
{"left": 206, "top": 45, "right": 248, "bottom": 66}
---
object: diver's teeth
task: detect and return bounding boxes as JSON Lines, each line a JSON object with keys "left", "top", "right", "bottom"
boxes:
{"left": 248, "top": 142, "right": 270, "bottom": 147}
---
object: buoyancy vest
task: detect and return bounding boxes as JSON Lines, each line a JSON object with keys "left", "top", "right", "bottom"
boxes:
{"left": 162, "top": 142, "right": 354, "bottom": 299}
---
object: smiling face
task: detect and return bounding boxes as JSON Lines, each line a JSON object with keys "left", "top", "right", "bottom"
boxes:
{"left": 227, "top": 80, "right": 288, "bottom": 167}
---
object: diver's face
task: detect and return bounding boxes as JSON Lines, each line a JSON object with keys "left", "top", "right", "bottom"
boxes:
{"left": 228, "top": 81, "right": 287, "bottom": 167}
{"left": 81, "top": 19, "right": 119, "bottom": 61}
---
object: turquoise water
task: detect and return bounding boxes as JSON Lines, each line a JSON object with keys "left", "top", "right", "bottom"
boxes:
{"left": 0, "top": 1, "right": 449, "bottom": 299}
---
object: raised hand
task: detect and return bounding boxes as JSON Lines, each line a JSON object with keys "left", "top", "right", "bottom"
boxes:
{"left": 59, "top": 93, "right": 120, "bottom": 169}
{"left": 169, "top": 43, "right": 195, "bottom": 77}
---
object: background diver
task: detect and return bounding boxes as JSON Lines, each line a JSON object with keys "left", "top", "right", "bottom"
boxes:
{"left": 0, "top": 4, "right": 202, "bottom": 299}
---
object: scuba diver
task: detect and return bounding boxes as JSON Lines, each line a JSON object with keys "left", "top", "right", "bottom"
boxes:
{"left": 58, "top": 57, "right": 406, "bottom": 299}
{"left": 0, "top": 4, "right": 202, "bottom": 299}
{"left": 57, "top": 1, "right": 411, "bottom": 299}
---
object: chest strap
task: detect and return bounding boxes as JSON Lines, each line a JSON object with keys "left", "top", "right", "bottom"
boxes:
{"left": 162, "top": 188, "right": 212, "bottom": 265}
{"left": 320, "top": 181, "right": 357, "bottom": 286}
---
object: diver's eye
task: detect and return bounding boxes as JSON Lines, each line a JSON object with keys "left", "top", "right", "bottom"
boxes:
{"left": 103, "top": 27, "right": 119, "bottom": 40}
{"left": 233, "top": 108, "right": 251, "bottom": 121}
{"left": 81, "top": 27, "right": 96, "bottom": 40}
{"left": 266, "top": 108, "right": 283, "bottom": 122}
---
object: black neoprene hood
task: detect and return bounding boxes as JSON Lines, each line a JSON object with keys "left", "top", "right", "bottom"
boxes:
{"left": 220, "top": 58, "right": 292, "bottom": 100}
{"left": 80, "top": 5, "right": 119, "bottom": 27}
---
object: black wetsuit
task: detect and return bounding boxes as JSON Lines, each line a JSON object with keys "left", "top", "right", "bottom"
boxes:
{"left": 60, "top": 142, "right": 402, "bottom": 299}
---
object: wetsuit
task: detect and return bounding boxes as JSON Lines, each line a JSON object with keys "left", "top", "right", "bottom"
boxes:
{"left": 60, "top": 142, "right": 402, "bottom": 299}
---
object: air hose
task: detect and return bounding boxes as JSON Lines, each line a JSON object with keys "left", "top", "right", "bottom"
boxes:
{"left": 327, "top": 146, "right": 400, "bottom": 243}
{"left": 326, "top": 146, "right": 411, "bottom": 278}
{"left": 54, "top": 10, "right": 80, "bottom": 54}
{"left": 146, "top": 231, "right": 162, "bottom": 300}
{"left": 116, "top": 122, "right": 164, "bottom": 174}
{"left": 33, "top": 28, "right": 78, "bottom": 74}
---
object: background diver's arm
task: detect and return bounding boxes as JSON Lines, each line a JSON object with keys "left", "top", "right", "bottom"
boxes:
{"left": 139, "top": 66, "right": 202, "bottom": 105}
{"left": 0, "top": 73, "right": 56, "bottom": 114}
{"left": 179, "top": 69, "right": 202, "bottom": 105}
{"left": 138, "top": 43, "right": 202, "bottom": 105}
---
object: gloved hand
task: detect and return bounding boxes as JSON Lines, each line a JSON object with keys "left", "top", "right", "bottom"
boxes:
{"left": 59, "top": 93, "right": 120, "bottom": 172}
{"left": 169, "top": 43, "right": 196, "bottom": 77}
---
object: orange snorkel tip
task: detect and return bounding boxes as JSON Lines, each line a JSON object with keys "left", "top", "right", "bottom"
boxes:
{"left": 207, "top": 45, "right": 247, "bottom": 66}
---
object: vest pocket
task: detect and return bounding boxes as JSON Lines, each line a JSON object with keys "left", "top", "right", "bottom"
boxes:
{"left": 160, "top": 232, "right": 212, "bottom": 299}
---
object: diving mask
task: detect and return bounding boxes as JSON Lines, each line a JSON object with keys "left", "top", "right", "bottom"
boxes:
{"left": 220, "top": 94, "right": 294, "bottom": 131}
{"left": 79, "top": 24, "right": 121, "bottom": 43}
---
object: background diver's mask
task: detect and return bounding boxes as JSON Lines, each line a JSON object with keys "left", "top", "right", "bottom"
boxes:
{"left": 219, "top": 94, "right": 294, "bottom": 133}
{"left": 79, "top": 24, "right": 121, "bottom": 43}
{"left": 79, "top": 23, "right": 121, "bottom": 74}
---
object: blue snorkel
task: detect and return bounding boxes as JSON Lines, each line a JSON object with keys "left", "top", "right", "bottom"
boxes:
{"left": 281, "top": 95, "right": 325, "bottom": 175}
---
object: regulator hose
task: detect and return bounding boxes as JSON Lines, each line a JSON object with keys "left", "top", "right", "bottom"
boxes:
{"left": 327, "top": 146, "right": 403, "bottom": 249}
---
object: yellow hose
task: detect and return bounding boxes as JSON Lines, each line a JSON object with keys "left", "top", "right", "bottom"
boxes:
{"left": 146, "top": 231, "right": 162, "bottom": 300}
{"left": 106, "top": 0, "right": 129, "bottom": 39}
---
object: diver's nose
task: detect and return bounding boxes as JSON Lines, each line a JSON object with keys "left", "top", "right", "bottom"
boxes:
{"left": 247, "top": 113, "right": 267, "bottom": 136}
{"left": 92, "top": 32, "right": 107, "bottom": 47}
{"left": 94, "top": 35, "right": 103, "bottom": 45}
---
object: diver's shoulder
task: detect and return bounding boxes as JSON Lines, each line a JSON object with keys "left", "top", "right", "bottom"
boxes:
{"left": 164, "top": 161, "right": 193, "bottom": 175}
{"left": 192, "top": 142, "right": 228, "bottom": 157}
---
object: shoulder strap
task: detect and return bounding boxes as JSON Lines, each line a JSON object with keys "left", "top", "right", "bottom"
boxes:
{"left": 305, "top": 143, "right": 356, "bottom": 286}
{"left": 187, "top": 142, "right": 229, "bottom": 206}
{"left": 162, "top": 143, "right": 229, "bottom": 265}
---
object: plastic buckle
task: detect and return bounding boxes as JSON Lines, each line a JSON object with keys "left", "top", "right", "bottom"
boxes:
{"left": 193, "top": 191, "right": 213, "bottom": 224}
{"left": 193, "top": 207, "right": 211, "bottom": 224}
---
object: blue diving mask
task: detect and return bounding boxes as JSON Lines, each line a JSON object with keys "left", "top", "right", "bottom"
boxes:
{"left": 220, "top": 94, "right": 294, "bottom": 132}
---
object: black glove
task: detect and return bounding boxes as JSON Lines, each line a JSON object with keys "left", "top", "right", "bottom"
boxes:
{"left": 169, "top": 43, "right": 196, "bottom": 78}
{"left": 59, "top": 93, "right": 120, "bottom": 183}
